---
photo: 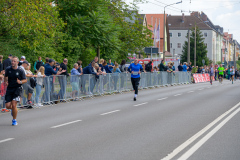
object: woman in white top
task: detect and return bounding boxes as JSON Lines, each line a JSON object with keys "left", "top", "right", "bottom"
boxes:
{"left": 35, "top": 66, "right": 45, "bottom": 107}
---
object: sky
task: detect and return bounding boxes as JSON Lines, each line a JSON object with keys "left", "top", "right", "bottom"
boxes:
{"left": 124, "top": 0, "right": 240, "bottom": 42}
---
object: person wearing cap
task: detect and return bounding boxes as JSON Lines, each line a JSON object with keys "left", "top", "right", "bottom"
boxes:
{"left": 44, "top": 59, "right": 66, "bottom": 103}
{"left": 34, "top": 56, "right": 44, "bottom": 72}
{"left": 3, "top": 54, "right": 12, "bottom": 71}
{"left": 20, "top": 60, "right": 35, "bottom": 106}
{"left": 18, "top": 56, "right": 26, "bottom": 66}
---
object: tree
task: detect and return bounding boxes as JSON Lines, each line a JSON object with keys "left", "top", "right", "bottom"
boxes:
{"left": 181, "top": 26, "right": 209, "bottom": 66}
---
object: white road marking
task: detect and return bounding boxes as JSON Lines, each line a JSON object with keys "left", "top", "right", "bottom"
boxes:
{"left": 51, "top": 120, "right": 82, "bottom": 129}
{"left": 187, "top": 91, "right": 194, "bottom": 93}
{"left": 134, "top": 102, "right": 148, "bottom": 107}
{"left": 174, "top": 94, "right": 182, "bottom": 97}
{"left": 158, "top": 97, "right": 168, "bottom": 101}
{"left": 178, "top": 103, "right": 240, "bottom": 160}
{"left": 161, "top": 102, "right": 240, "bottom": 160}
{"left": 0, "top": 138, "right": 14, "bottom": 144}
{"left": 100, "top": 110, "right": 120, "bottom": 116}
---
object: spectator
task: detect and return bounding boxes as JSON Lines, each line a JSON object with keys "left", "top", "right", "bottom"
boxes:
{"left": 119, "top": 59, "right": 126, "bottom": 72}
{"left": 35, "top": 66, "right": 45, "bottom": 107}
{"left": 82, "top": 61, "right": 99, "bottom": 94}
{"left": 3, "top": 54, "right": 12, "bottom": 71}
{"left": 178, "top": 63, "right": 183, "bottom": 71}
{"left": 107, "top": 59, "right": 115, "bottom": 72}
{"left": 70, "top": 63, "right": 81, "bottom": 99}
{"left": 89, "top": 56, "right": 98, "bottom": 66}
{"left": 44, "top": 59, "right": 66, "bottom": 103}
{"left": 34, "top": 56, "right": 44, "bottom": 72}
{"left": 18, "top": 56, "right": 25, "bottom": 66}
{"left": 102, "top": 60, "right": 112, "bottom": 73}
{"left": 77, "top": 61, "right": 83, "bottom": 74}
{"left": 182, "top": 62, "right": 188, "bottom": 72}
{"left": 99, "top": 59, "right": 104, "bottom": 72}
{"left": 159, "top": 60, "right": 165, "bottom": 71}
{"left": 0, "top": 55, "right": 3, "bottom": 73}
{"left": 45, "top": 57, "right": 49, "bottom": 66}
{"left": 172, "top": 62, "right": 175, "bottom": 71}
{"left": 59, "top": 58, "right": 69, "bottom": 100}
{"left": 197, "top": 66, "right": 202, "bottom": 73}
{"left": 20, "top": 61, "right": 35, "bottom": 106}
{"left": 145, "top": 60, "right": 153, "bottom": 72}
{"left": 113, "top": 63, "right": 121, "bottom": 91}
{"left": 187, "top": 62, "right": 192, "bottom": 72}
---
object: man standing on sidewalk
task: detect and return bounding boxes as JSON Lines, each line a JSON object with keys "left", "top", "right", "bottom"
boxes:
{"left": 4, "top": 56, "right": 27, "bottom": 125}
{"left": 59, "top": 58, "right": 69, "bottom": 101}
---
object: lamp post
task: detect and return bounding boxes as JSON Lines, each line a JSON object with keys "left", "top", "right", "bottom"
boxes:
{"left": 194, "top": 21, "right": 209, "bottom": 67}
{"left": 163, "top": 1, "right": 182, "bottom": 61}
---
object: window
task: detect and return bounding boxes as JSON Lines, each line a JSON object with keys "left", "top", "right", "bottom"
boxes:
{"left": 205, "top": 43, "right": 208, "bottom": 48}
{"left": 177, "top": 43, "right": 181, "bottom": 48}
{"left": 204, "top": 33, "right": 208, "bottom": 37}
{"left": 169, "top": 33, "right": 172, "bottom": 37}
{"left": 178, "top": 33, "right": 181, "bottom": 37}
{"left": 170, "top": 43, "right": 172, "bottom": 48}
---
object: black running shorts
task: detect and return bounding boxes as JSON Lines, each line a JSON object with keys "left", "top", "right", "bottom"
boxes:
{"left": 5, "top": 87, "right": 22, "bottom": 103}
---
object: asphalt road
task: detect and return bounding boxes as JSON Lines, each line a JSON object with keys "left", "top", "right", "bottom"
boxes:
{"left": 0, "top": 80, "right": 240, "bottom": 160}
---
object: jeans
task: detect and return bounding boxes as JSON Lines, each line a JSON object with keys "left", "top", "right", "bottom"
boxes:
{"left": 58, "top": 76, "right": 66, "bottom": 100}
{"left": 35, "top": 84, "right": 42, "bottom": 104}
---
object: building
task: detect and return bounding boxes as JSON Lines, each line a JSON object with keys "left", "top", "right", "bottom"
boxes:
{"left": 168, "top": 14, "right": 212, "bottom": 61}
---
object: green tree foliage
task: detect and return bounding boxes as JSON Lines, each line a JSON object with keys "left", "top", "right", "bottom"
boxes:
{"left": 181, "top": 27, "right": 209, "bottom": 67}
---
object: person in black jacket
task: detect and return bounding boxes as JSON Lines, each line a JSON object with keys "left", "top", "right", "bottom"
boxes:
{"left": 178, "top": 63, "right": 183, "bottom": 71}
{"left": 159, "top": 60, "right": 166, "bottom": 71}
{"left": 3, "top": 54, "right": 12, "bottom": 71}
{"left": 58, "top": 58, "right": 69, "bottom": 101}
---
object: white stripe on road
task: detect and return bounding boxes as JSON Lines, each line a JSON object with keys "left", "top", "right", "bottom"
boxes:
{"left": 100, "top": 110, "right": 120, "bottom": 116}
{"left": 0, "top": 138, "right": 14, "bottom": 144}
{"left": 174, "top": 94, "right": 182, "bottom": 97}
{"left": 178, "top": 103, "right": 240, "bottom": 160}
{"left": 51, "top": 120, "right": 82, "bottom": 129}
{"left": 161, "top": 102, "right": 240, "bottom": 160}
{"left": 134, "top": 102, "right": 148, "bottom": 107}
{"left": 187, "top": 91, "right": 194, "bottom": 93}
{"left": 158, "top": 97, "right": 168, "bottom": 101}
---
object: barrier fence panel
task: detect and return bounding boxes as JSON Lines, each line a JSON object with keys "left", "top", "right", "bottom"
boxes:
{"left": 110, "top": 72, "right": 121, "bottom": 93}
{"left": 49, "top": 75, "right": 67, "bottom": 102}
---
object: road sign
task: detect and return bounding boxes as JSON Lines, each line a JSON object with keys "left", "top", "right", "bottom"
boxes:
{"left": 145, "top": 47, "right": 158, "bottom": 54}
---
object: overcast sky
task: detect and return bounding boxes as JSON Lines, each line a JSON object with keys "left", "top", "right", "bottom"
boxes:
{"left": 124, "top": 0, "right": 240, "bottom": 42}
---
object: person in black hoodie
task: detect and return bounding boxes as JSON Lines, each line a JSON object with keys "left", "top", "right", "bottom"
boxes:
{"left": 3, "top": 54, "right": 12, "bottom": 71}
{"left": 58, "top": 58, "right": 69, "bottom": 101}
{"left": 178, "top": 63, "right": 183, "bottom": 71}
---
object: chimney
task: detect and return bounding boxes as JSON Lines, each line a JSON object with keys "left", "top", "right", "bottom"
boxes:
{"left": 202, "top": 15, "right": 208, "bottom": 21}
{"left": 182, "top": 13, "right": 184, "bottom": 23}
{"left": 191, "top": 11, "right": 199, "bottom": 18}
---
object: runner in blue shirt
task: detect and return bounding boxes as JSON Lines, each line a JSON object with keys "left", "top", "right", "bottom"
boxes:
{"left": 128, "top": 59, "right": 143, "bottom": 101}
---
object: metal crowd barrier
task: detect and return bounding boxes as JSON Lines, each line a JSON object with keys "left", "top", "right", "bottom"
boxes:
{"left": 0, "top": 72, "right": 192, "bottom": 109}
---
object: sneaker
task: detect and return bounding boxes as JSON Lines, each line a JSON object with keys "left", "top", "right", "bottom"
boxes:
{"left": 38, "top": 103, "right": 43, "bottom": 107}
{"left": 133, "top": 97, "right": 136, "bottom": 101}
{"left": 27, "top": 101, "right": 33, "bottom": 105}
{"left": 12, "top": 119, "right": 18, "bottom": 126}
{"left": 1, "top": 109, "right": 10, "bottom": 112}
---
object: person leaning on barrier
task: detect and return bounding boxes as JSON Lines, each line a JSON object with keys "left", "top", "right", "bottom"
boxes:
{"left": 159, "top": 60, "right": 166, "bottom": 71}
{"left": 99, "top": 59, "right": 104, "bottom": 72}
{"left": 82, "top": 61, "right": 100, "bottom": 94}
{"left": 70, "top": 63, "right": 81, "bottom": 99}
{"left": 102, "top": 60, "right": 112, "bottom": 73}
{"left": 59, "top": 58, "right": 69, "bottom": 101}
{"left": 77, "top": 61, "right": 83, "bottom": 74}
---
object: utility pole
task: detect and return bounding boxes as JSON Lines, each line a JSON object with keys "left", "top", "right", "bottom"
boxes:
{"left": 187, "top": 29, "right": 190, "bottom": 64}
{"left": 234, "top": 40, "right": 236, "bottom": 68}
{"left": 194, "top": 25, "right": 196, "bottom": 66}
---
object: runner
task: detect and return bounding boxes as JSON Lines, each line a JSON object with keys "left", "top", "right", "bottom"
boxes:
{"left": 128, "top": 59, "right": 143, "bottom": 101}
{"left": 230, "top": 66, "right": 235, "bottom": 84}
{"left": 209, "top": 64, "right": 214, "bottom": 85}
{"left": 4, "top": 56, "right": 27, "bottom": 126}
{"left": 218, "top": 64, "right": 224, "bottom": 84}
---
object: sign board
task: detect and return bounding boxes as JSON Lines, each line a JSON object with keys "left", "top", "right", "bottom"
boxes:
{"left": 145, "top": 47, "right": 159, "bottom": 54}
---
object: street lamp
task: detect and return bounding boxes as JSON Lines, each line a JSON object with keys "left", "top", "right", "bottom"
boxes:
{"left": 163, "top": 1, "right": 182, "bottom": 61}
{"left": 194, "top": 20, "right": 209, "bottom": 67}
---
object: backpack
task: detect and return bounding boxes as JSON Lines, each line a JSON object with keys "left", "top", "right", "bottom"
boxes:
{"left": 145, "top": 63, "right": 152, "bottom": 72}
{"left": 119, "top": 65, "right": 125, "bottom": 72}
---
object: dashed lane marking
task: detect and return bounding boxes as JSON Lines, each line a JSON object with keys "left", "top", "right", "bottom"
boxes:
{"left": 0, "top": 138, "right": 14, "bottom": 144}
{"left": 100, "top": 110, "right": 120, "bottom": 116}
{"left": 157, "top": 97, "right": 168, "bottom": 101}
{"left": 174, "top": 94, "right": 182, "bottom": 97}
{"left": 134, "top": 102, "right": 148, "bottom": 107}
{"left": 51, "top": 120, "right": 82, "bottom": 129}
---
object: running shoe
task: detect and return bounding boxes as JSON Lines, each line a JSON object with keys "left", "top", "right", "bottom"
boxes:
{"left": 1, "top": 108, "right": 10, "bottom": 112}
{"left": 133, "top": 97, "right": 136, "bottom": 101}
{"left": 27, "top": 101, "right": 33, "bottom": 105}
{"left": 12, "top": 119, "right": 18, "bottom": 126}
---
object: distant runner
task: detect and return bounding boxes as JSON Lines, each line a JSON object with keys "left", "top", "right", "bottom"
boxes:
{"left": 218, "top": 64, "right": 224, "bottom": 84}
{"left": 4, "top": 56, "right": 27, "bottom": 126}
{"left": 210, "top": 64, "right": 214, "bottom": 85}
{"left": 230, "top": 66, "right": 235, "bottom": 84}
{"left": 128, "top": 59, "right": 143, "bottom": 101}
